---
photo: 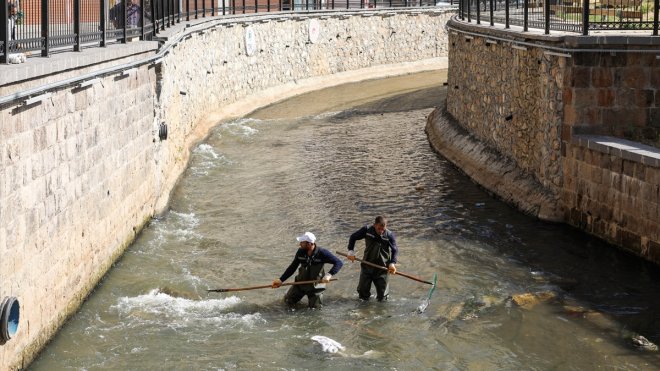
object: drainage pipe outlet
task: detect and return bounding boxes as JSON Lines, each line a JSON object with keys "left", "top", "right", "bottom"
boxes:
{"left": 0, "top": 296, "right": 20, "bottom": 344}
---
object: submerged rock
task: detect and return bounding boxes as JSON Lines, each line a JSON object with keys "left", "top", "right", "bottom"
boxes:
{"left": 510, "top": 291, "right": 558, "bottom": 310}
{"left": 631, "top": 334, "right": 658, "bottom": 351}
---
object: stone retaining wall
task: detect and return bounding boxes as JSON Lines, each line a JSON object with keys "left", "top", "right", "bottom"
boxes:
{"left": 563, "top": 136, "right": 660, "bottom": 263}
{"left": 0, "top": 9, "right": 453, "bottom": 369}
{"left": 429, "top": 16, "right": 659, "bottom": 266}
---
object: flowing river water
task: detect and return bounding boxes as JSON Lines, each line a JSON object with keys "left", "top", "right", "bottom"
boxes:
{"left": 30, "top": 71, "right": 660, "bottom": 370}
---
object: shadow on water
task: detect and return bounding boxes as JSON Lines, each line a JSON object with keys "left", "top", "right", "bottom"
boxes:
{"left": 332, "top": 83, "right": 660, "bottom": 349}
{"left": 272, "top": 79, "right": 660, "bottom": 350}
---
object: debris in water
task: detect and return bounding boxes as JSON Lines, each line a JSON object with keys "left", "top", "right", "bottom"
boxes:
{"left": 631, "top": 334, "right": 658, "bottom": 351}
{"left": 311, "top": 335, "right": 345, "bottom": 354}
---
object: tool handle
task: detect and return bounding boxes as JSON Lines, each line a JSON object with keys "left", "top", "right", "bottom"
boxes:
{"left": 336, "top": 251, "right": 433, "bottom": 285}
{"left": 208, "top": 278, "right": 338, "bottom": 293}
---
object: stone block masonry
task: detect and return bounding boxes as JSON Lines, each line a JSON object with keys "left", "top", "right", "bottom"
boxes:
{"left": 429, "top": 16, "right": 659, "bottom": 268}
{"left": 563, "top": 136, "right": 660, "bottom": 263}
{"left": 0, "top": 9, "right": 453, "bottom": 369}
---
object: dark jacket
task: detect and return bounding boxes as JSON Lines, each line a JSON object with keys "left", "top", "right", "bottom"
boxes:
{"left": 348, "top": 225, "right": 398, "bottom": 269}
{"left": 279, "top": 246, "right": 343, "bottom": 291}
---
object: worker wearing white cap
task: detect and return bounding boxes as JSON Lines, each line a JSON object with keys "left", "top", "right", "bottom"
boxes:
{"left": 272, "top": 232, "right": 343, "bottom": 308}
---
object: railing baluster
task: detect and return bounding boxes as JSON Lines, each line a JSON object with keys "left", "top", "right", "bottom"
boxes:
{"left": 459, "top": 0, "right": 463, "bottom": 20}
{"left": 544, "top": 0, "right": 549, "bottom": 34}
{"left": 467, "top": 0, "right": 471, "bottom": 22}
{"left": 74, "top": 0, "right": 81, "bottom": 51}
{"left": 160, "top": 0, "right": 165, "bottom": 31}
{"left": 42, "top": 0, "right": 49, "bottom": 56}
{"left": 523, "top": 0, "right": 528, "bottom": 31}
{"left": 581, "top": 0, "right": 588, "bottom": 35}
{"left": 653, "top": 0, "right": 658, "bottom": 35}
{"left": 477, "top": 0, "right": 480, "bottom": 24}
{"left": 140, "top": 0, "right": 146, "bottom": 39}
{"left": 101, "top": 0, "right": 107, "bottom": 45}
{"left": 123, "top": 0, "right": 128, "bottom": 42}
{"left": 1, "top": 0, "right": 7, "bottom": 64}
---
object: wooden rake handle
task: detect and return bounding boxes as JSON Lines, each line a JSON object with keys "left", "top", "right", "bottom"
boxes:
{"left": 336, "top": 251, "right": 433, "bottom": 285}
{"left": 207, "top": 278, "right": 337, "bottom": 293}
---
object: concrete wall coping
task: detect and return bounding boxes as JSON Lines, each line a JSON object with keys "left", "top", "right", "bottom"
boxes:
{"left": 572, "top": 135, "right": 660, "bottom": 168}
{"left": 1, "top": 7, "right": 456, "bottom": 98}
{"left": 0, "top": 41, "right": 159, "bottom": 87}
{"left": 447, "top": 16, "right": 660, "bottom": 49}
{"left": 154, "top": 6, "right": 456, "bottom": 39}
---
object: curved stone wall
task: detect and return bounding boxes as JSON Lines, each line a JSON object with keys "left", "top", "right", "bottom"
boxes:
{"left": 0, "top": 9, "right": 452, "bottom": 369}
{"left": 428, "top": 16, "right": 659, "bottom": 265}
{"left": 444, "top": 22, "right": 564, "bottom": 191}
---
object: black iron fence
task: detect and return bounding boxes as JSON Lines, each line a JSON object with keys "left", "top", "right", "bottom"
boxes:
{"left": 458, "top": 0, "right": 659, "bottom": 35}
{"left": 1, "top": 0, "right": 452, "bottom": 63}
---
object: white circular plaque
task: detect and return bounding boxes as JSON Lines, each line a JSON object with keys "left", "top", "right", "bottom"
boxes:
{"left": 245, "top": 26, "right": 256, "bottom": 56}
{"left": 308, "top": 19, "right": 320, "bottom": 44}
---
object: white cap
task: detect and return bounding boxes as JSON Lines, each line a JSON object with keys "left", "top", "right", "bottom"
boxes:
{"left": 296, "top": 232, "right": 316, "bottom": 244}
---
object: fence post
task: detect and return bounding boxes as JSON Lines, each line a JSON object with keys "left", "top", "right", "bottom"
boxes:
{"left": 476, "top": 0, "right": 480, "bottom": 24}
{"left": 74, "top": 0, "right": 81, "bottom": 50}
{"left": 101, "top": 0, "right": 107, "bottom": 46}
{"left": 466, "top": 0, "right": 469, "bottom": 20}
{"left": 255, "top": 0, "right": 258, "bottom": 12}
{"left": 160, "top": 0, "right": 166, "bottom": 30}
{"left": 212, "top": 0, "right": 215, "bottom": 15}
{"left": 123, "top": 0, "right": 129, "bottom": 42}
{"left": 223, "top": 0, "right": 226, "bottom": 14}
{"left": 653, "top": 0, "right": 658, "bottom": 35}
{"left": 581, "top": 0, "right": 588, "bottom": 35}
{"left": 544, "top": 0, "right": 549, "bottom": 34}
{"left": 505, "top": 0, "right": 509, "bottom": 27}
{"left": 140, "top": 0, "right": 146, "bottom": 39}
{"left": 1, "top": 0, "right": 7, "bottom": 64}
{"left": 489, "top": 0, "right": 493, "bottom": 25}
{"left": 203, "top": 0, "right": 206, "bottom": 17}
{"left": 41, "top": 0, "right": 49, "bottom": 56}
{"left": 523, "top": 0, "right": 528, "bottom": 31}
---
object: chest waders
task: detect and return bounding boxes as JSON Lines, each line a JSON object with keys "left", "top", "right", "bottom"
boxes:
{"left": 284, "top": 249, "right": 326, "bottom": 309}
{"left": 358, "top": 228, "right": 393, "bottom": 301}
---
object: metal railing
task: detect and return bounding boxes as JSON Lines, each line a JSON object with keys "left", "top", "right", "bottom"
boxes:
{"left": 1, "top": 0, "right": 453, "bottom": 63}
{"left": 458, "top": 0, "right": 659, "bottom": 34}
